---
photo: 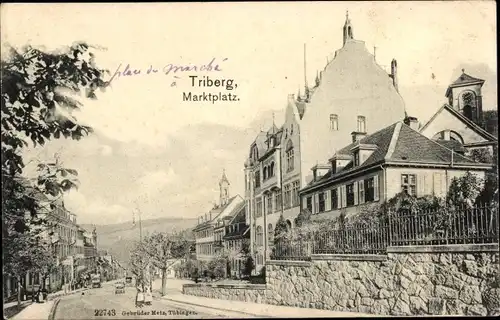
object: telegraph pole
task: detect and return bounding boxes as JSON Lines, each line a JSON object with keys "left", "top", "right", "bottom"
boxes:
{"left": 133, "top": 206, "right": 144, "bottom": 289}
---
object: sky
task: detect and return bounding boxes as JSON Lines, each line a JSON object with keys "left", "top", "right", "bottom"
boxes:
{"left": 1, "top": 2, "right": 497, "bottom": 225}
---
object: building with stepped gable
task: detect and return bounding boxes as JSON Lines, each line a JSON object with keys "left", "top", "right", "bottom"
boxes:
{"left": 244, "top": 12, "right": 407, "bottom": 272}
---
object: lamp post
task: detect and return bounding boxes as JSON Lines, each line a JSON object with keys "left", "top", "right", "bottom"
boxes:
{"left": 133, "top": 207, "right": 144, "bottom": 289}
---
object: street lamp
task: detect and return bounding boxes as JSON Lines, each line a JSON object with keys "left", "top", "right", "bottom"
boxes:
{"left": 132, "top": 206, "right": 144, "bottom": 289}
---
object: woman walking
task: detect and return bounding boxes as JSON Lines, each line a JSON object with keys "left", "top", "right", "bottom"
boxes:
{"left": 135, "top": 286, "right": 144, "bottom": 308}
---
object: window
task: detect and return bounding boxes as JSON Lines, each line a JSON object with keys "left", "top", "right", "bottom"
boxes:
{"left": 266, "top": 194, "right": 272, "bottom": 214}
{"left": 330, "top": 114, "right": 338, "bottom": 131}
{"left": 284, "top": 184, "right": 292, "bottom": 209}
{"left": 286, "top": 142, "right": 294, "bottom": 172}
{"left": 331, "top": 189, "right": 338, "bottom": 209}
{"left": 256, "top": 226, "right": 263, "bottom": 246}
{"left": 358, "top": 180, "right": 365, "bottom": 204}
{"left": 254, "top": 171, "right": 261, "bottom": 188}
{"left": 275, "top": 192, "right": 282, "bottom": 212}
{"left": 346, "top": 183, "right": 355, "bottom": 206}
{"left": 267, "top": 224, "right": 273, "bottom": 246}
{"left": 357, "top": 116, "right": 366, "bottom": 132}
{"left": 263, "top": 167, "right": 267, "bottom": 180}
{"left": 270, "top": 162, "right": 275, "bottom": 178}
{"left": 354, "top": 152, "right": 360, "bottom": 166}
{"left": 365, "top": 178, "right": 375, "bottom": 202}
{"left": 256, "top": 197, "right": 263, "bottom": 217}
{"left": 318, "top": 192, "right": 325, "bottom": 212}
{"left": 306, "top": 196, "right": 313, "bottom": 212}
{"left": 291, "top": 180, "right": 300, "bottom": 206}
{"left": 401, "top": 174, "right": 417, "bottom": 196}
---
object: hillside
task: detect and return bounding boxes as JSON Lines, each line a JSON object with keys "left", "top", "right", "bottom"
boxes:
{"left": 80, "top": 217, "right": 197, "bottom": 267}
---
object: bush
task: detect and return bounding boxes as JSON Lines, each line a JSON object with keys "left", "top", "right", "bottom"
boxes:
{"left": 241, "top": 256, "right": 255, "bottom": 277}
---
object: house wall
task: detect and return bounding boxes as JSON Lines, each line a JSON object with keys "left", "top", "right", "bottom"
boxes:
{"left": 420, "top": 107, "right": 490, "bottom": 146}
{"left": 299, "top": 40, "right": 405, "bottom": 189}
{"left": 304, "top": 169, "right": 384, "bottom": 220}
{"left": 385, "top": 167, "right": 486, "bottom": 199}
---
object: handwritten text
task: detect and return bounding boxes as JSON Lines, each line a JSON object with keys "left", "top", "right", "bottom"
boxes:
{"left": 108, "top": 58, "right": 228, "bottom": 83}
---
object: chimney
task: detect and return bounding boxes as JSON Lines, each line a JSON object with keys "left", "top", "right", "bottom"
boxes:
{"left": 404, "top": 116, "right": 419, "bottom": 131}
{"left": 391, "top": 59, "right": 398, "bottom": 92}
{"left": 351, "top": 131, "right": 367, "bottom": 143}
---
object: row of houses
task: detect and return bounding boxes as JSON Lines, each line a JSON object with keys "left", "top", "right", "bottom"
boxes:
{"left": 3, "top": 185, "right": 104, "bottom": 300}
{"left": 192, "top": 12, "right": 497, "bottom": 275}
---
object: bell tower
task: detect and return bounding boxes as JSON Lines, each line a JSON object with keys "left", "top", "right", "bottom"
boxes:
{"left": 445, "top": 69, "right": 485, "bottom": 124}
{"left": 343, "top": 10, "right": 354, "bottom": 46}
{"left": 219, "top": 169, "right": 230, "bottom": 206}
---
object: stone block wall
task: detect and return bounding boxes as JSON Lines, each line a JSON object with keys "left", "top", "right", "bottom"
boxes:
{"left": 182, "top": 244, "right": 500, "bottom": 316}
{"left": 266, "top": 245, "right": 499, "bottom": 316}
{"left": 182, "top": 283, "right": 267, "bottom": 304}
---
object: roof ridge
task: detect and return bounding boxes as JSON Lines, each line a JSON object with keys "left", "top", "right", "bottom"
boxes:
{"left": 384, "top": 122, "right": 403, "bottom": 160}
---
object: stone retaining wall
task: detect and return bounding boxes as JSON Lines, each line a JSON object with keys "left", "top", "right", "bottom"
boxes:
{"left": 182, "top": 244, "right": 500, "bottom": 316}
{"left": 182, "top": 283, "right": 267, "bottom": 303}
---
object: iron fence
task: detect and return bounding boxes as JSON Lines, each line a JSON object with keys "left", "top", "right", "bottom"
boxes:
{"left": 271, "top": 240, "right": 312, "bottom": 261}
{"left": 271, "top": 204, "right": 499, "bottom": 261}
{"left": 389, "top": 204, "right": 499, "bottom": 246}
{"left": 312, "top": 223, "right": 390, "bottom": 255}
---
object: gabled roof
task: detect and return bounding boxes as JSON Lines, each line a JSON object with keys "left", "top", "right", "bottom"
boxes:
{"left": 420, "top": 104, "right": 497, "bottom": 142}
{"left": 193, "top": 195, "right": 243, "bottom": 232}
{"left": 446, "top": 71, "right": 485, "bottom": 97}
{"left": 302, "top": 121, "right": 491, "bottom": 193}
{"left": 228, "top": 202, "right": 246, "bottom": 225}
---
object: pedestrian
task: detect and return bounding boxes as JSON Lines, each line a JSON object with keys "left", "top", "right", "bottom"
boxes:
{"left": 144, "top": 286, "right": 152, "bottom": 306}
{"left": 135, "top": 287, "right": 144, "bottom": 308}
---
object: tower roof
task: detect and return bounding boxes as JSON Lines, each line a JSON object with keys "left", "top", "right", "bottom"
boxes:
{"left": 219, "top": 169, "right": 230, "bottom": 185}
{"left": 446, "top": 69, "right": 485, "bottom": 97}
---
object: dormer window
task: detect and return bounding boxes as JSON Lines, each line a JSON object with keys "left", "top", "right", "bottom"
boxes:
{"left": 330, "top": 114, "right": 338, "bottom": 131}
{"left": 354, "top": 152, "right": 360, "bottom": 167}
{"left": 357, "top": 116, "right": 366, "bottom": 133}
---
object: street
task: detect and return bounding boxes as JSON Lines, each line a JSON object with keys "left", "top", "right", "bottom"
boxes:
{"left": 53, "top": 281, "right": 228, "bottom": 319}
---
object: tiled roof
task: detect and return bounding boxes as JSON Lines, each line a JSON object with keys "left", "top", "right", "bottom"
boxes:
{"left": 336, "top": 123, "right": 398, "bottom": 167}
{"left": 449, "top": 72, "right": 484, "bottom": 87}
{"left": 303, "top": 121, "right": 489, "bottom": 192}
{"left": 228, "top": 202, "right": 246, "bottom": 225}
{"left": 434, "top": 139, "right": 467, "bottom": 153}
{"left": 446, "top": 72, "right": 485, "bottom": 97}
{"left": 390, "top": 124, "right": 477, "bottom": 164}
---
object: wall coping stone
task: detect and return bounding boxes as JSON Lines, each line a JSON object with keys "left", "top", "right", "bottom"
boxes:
{"left": 311, "top": 254, "right": 388, "bottom": 261}
{"left": 183, "top": 283, "right": 266, "bottom": 290}
{"left": 266, "top": 260, "right": 312, "bottom": 267}
{"left": 388, "top": 243, "right": 499, "bottom": 253}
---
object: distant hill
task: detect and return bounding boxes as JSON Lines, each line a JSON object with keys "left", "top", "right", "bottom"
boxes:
{"left": 80, "top": 217, "right": 197, "bottom": 267}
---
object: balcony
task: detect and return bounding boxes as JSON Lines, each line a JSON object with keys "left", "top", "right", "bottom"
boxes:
{"left": 213, "top": 240, "right": 224, "bottom": 248}
{"left": 261, "top": 174, "right": 278, "bottom": 191}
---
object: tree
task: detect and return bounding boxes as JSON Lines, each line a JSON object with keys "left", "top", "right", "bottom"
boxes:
{"left": 2, "top": 42, "right": 108, "bottom": 305}
{"left": 241, "top": 256, "right": 255, "bottom": 278}
{"left": 207, "top": 254, "right": 227, "bottom": 280}
{"left": 294, "top": 208, "right": 312, "bottom": 228}
{"left": 129, "top": 241, "right": 151, "bottom": 289}
{"left": 141, "top": 232, "right": 191, "bottom": 296}
{"left": 447, "top": 171, "right": 484, "bottom": 208}
{"left": 274, "top": 215, "right": 289, "bottom": 241}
